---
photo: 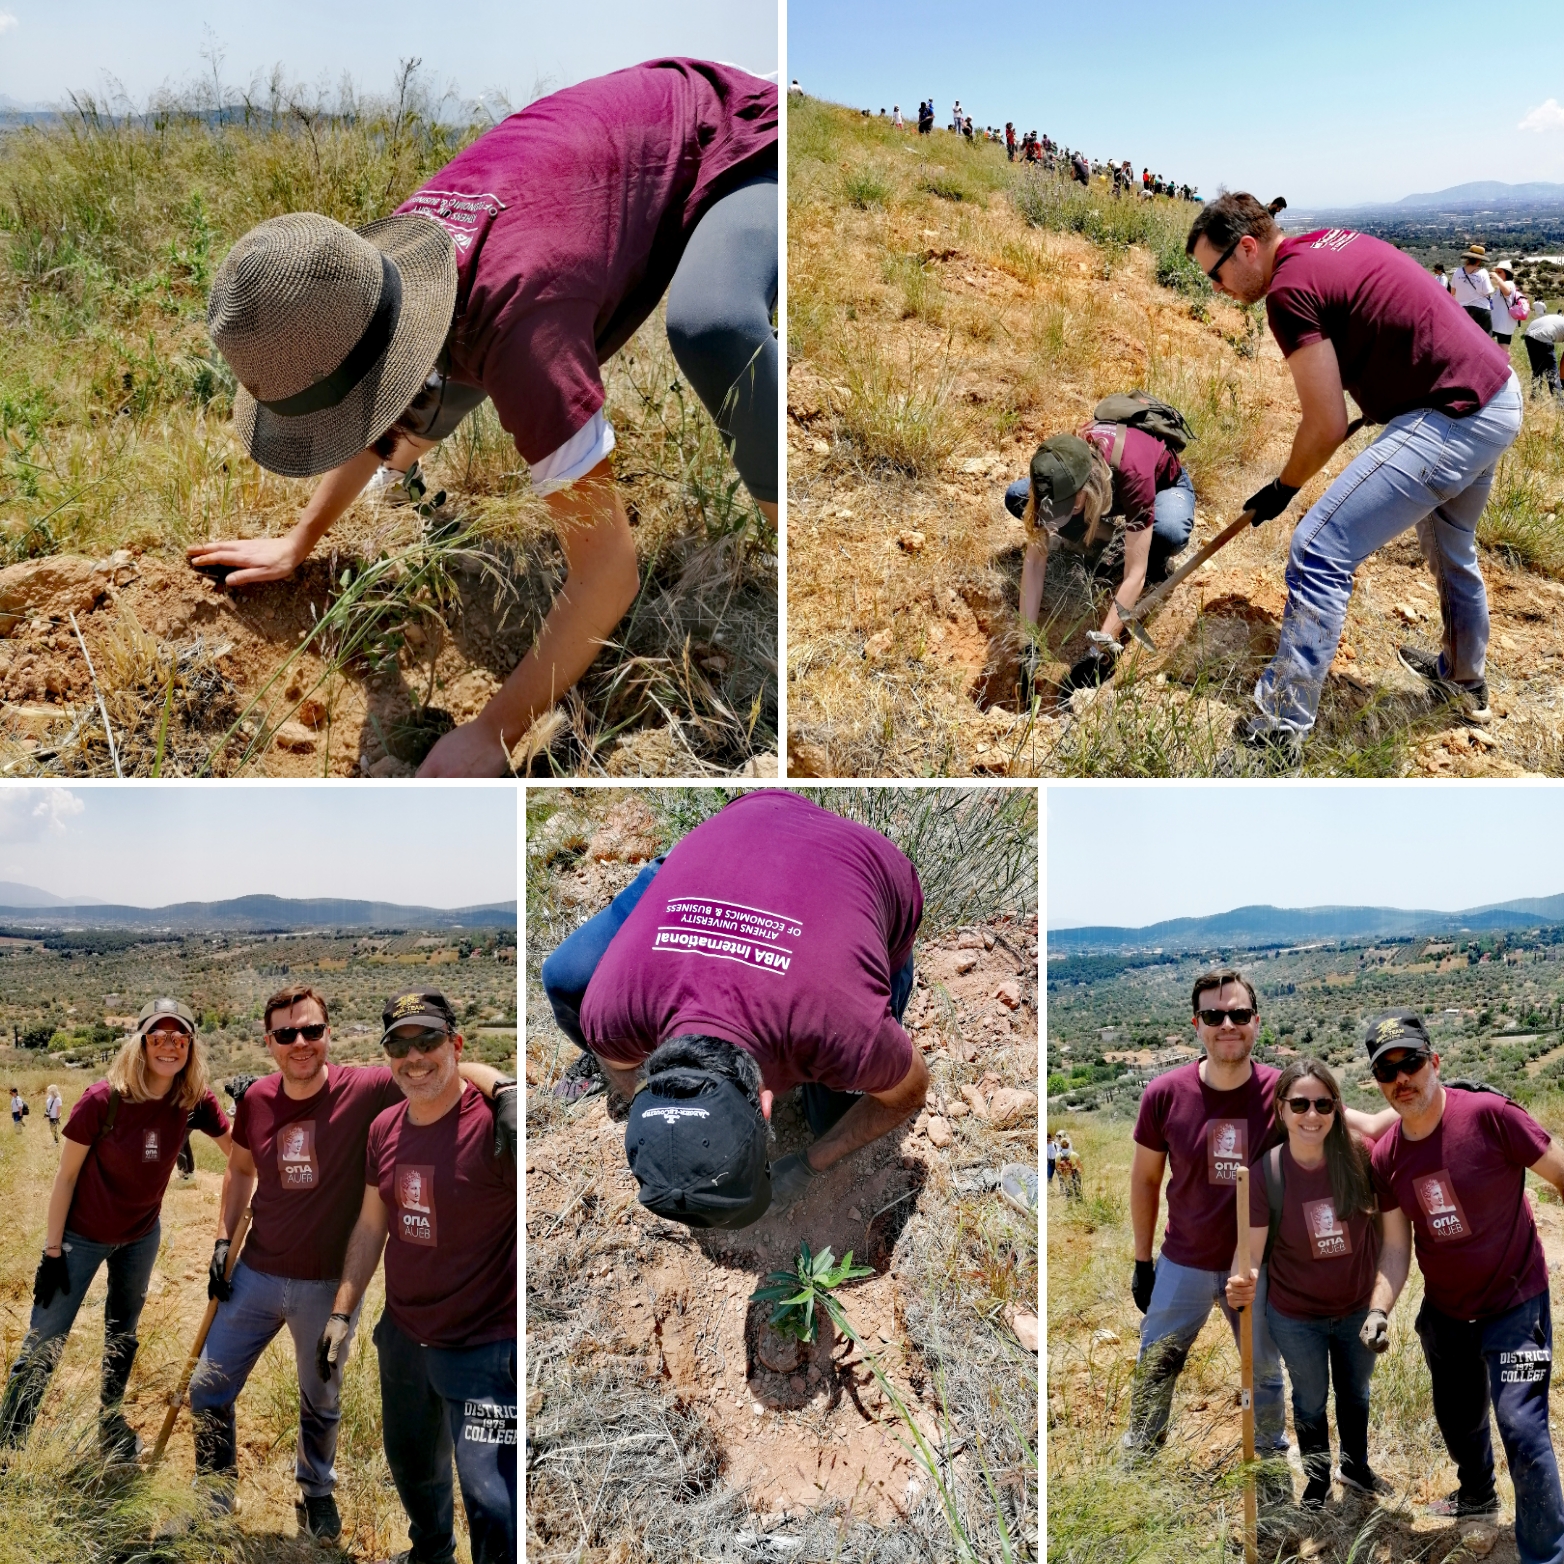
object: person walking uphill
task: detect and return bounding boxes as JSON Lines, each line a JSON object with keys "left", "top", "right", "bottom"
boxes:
{"left": 1362, "top": 1010, "right": 1564, "bottom": 1564}
{"left": 541, "top": 791, "right": 930, "bottom": 1229}
{"left": 187, "top": 59, "right": 777, "bottom": 777}
{"left": 0, "top": 999, "right": 232, "bottom": 1461}
{"left": 1125, "top": 969, "right": 1395, "bottom": 1472}
{"left": 321, "top": 992, "right": 516, "bottom": 1564}
{"left": 1187, "top": 195, "right": 1522, "bottom": 755}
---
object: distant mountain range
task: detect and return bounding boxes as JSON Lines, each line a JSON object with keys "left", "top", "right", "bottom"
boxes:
{"left": 1393, "top": 181, "right": 1564, "bottom": 209}
{"left": 1049, "top": 894, "right": 1564, "bottom": 952}
{"left": 0, "top": 881, "right": 102, "bottom": 907}
{"left": 0, "top": 894, "right": 515, "bottom": 932}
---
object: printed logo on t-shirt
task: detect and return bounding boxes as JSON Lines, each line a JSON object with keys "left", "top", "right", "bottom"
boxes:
{"left": 1206, "top": 1119, "right": 1247, "bottom": 1184}
{"left": 142, "top": 1129, "right": 160, "bottom": 1163}
{"left": 394, "top": 1164, "right": 438, "bottom": 1247}
{"left": 1412, "top": 1169, "right": 1472, "bottom": 1242}
{"left": 1310, "top": 228, "right": 1360, "bottom": 253}
{"left": 653, "top": 895, "right": 804, "bottom": 977}
{"left": 397, "top": 188, "right": 507, "bottom": 254}
{"left": 277, "top": 1121, "right": 319, "bottom": 1190}
{"left": 1302, "top": 1198, "right": 1351, "bottom": 1259}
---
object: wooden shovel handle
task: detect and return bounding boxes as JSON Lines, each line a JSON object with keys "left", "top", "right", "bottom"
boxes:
{"left": 1234, "top": 1167, "right": 1257, "bottom": 1564}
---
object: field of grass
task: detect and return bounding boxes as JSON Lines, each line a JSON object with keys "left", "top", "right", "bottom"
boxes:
{"left": 0, "top": 67, "right": 775, "bottom": 776}
{"left": 524, "top": 786, "right": 1039, "bottom": 1562}
{"left": 787, "top": 97, "right": 1564, "bottom": 778}
{"left": 1047, "top": 1097, "right": 1564, "bottom": 1564}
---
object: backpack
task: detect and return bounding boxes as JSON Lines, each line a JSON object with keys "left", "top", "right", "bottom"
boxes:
{"left": 1509, "top": 292, "right": 1531, "bottom": 321}
{"left": 1091, "top": 392, "right": 1196, "bottom": 454}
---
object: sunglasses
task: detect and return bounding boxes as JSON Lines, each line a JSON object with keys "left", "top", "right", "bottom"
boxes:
{"left": 383, "top": 1027, "right": 451, "bottom": 1059}
{"left": 1197, "top": 1007, "right": 1255, "bottom": 1027}
{"left": 1285, "top": 1096, "right": 1336, "bottom": 1116}
{"left": 1204, "top": 236, "right": 1242, "bottom": 283}
{"left": 268, "top": 1023, "right": 328, "bottom": 1046}
{"left": 1371, "top": 1051, "right": 1430, "bottom": 1084}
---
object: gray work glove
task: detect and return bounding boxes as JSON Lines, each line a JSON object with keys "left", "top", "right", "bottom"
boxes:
{"left": 1359, "top": 1308, "right": 1390, "bottom": 1353}
{"left": 770, "top": 1152, "right": 820, "bottom": 1210}
{"left": 316, "top": 1313, "right": 352, "bottom": 1383}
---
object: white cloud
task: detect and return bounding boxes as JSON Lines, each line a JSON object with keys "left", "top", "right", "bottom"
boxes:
{"left": 1519, "top": 98, "right": 1564, "bottom": 132}
{"left": 0, "top": 789, "right": 85, "bottom": 840}
{"left": 0, "top": 13, "right": 16, "bottom": 35}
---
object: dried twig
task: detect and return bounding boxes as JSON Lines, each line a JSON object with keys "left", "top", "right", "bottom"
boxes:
{"left": 68, "top": 611, "right": 121, "bottom": 778}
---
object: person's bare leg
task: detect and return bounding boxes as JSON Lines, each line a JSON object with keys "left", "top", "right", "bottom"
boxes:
{"left": 758, "top": 499, "right": 777, "bottom": 527}
{"left": 417, "top": 457, "right": 640, "bottom": 776}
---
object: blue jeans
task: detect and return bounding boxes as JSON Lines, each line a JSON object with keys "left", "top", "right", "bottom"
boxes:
{"left": 375, "top": 1312, "right": 517, "bottom": 1564}
{"left": 1126, "top": 1254, "right": 1287, "bottom": 1453}
{"left": 1254, "top": 370, "right": 1523, "bottom": 734}
{"left": 542, "top": 855, "right": 914, "bottom": 1132}
{"left": 1416, "top": 1290, "right": 1564, "bottom": 1564}
{"left": 188, "top": 1259, "right": 364, "bottom": 1498}
{"left": 0, "top": 1222, "right": 160, "bottom": 1446}
{"left": 1266, "top": 1300, "right": 1377, "bottom": 1487}
{"left": 1003, "top": 468, "right": 1196, "bottom": 571}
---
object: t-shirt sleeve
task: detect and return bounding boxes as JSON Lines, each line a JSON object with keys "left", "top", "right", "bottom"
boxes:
{"left": 1369, "top": 1140, "right": 1397, "bottom": 1209}
{"left": 825, "top": 1017, "right": 915, "bottom": 1097}
{"left": 885, "top": 857, "right": 924, "bottom": 972}
{"left": 232, "top": 1092, "right": 253, "bottom": 1151}
{"left": 1132, "top": 1080, "right": 1170, "bottom": 1152}
{"left": 192, "top": 1089, "right": 230, "bottom": 1138}
{"left": 1114, "top": 447, "right": 1158, "bottom": 533}
{"left": 1496, "top": 1099, "right": 1553, "bottom": 1166}
{"left": 365, "top": 1116, "right": 387, "bottom": 1189}
{"left": 1266, "top": 276, "right": 1325, "bottom": 358}
{"left": 479, "top": 296, "right": 606, "bottom": 467}
{"left": 63, "top": 1084, "right": 104, "bottom": 1145}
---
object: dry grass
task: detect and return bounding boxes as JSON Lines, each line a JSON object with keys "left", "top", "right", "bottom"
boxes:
{"left": 787, "top": 97, "right": 1564, "bottom": 778}
{"left": 0, "top": 67, "right": 774, "bottom": 776}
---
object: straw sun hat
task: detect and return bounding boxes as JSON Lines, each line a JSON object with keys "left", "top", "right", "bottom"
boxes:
{"left": 207, "top": 212, "right": 458, "bottom": 478}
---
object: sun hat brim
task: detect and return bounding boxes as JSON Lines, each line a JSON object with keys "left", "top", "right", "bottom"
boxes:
{"left": 231, "top": 213, "right": 459, "bottom": 479}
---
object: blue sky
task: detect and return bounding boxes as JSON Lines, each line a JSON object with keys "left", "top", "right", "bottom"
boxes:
{"left": 0, "top": 1, "right": 776, "bottom": 111}
{"left": 1049, "top": 786, "right": 1564, "bottom": 930}
{"left": 0, "top": 786, "right": 516, "bottom": 907}
{"left": 788, "top": 0, "right": 1564, "bottom": 208}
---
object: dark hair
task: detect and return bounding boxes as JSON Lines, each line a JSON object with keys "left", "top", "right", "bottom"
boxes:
{"left": 1191, "top": 968, "right": 1258, "bottom": 1015}
{"left": 1273, "top": 1057, "right": 1374, "bottom": 1219}
{"left": 646, "top": 1034, "right": 762, "bottom": 1110}
{"left": 264, "top": 985, "right": 331, "bottom": 1030}
{"left": 1185, "top": 192, "right": 1286, "bottom": 258}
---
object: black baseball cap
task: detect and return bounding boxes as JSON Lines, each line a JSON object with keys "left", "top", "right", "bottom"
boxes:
{"left": 1363, "top": 1009, "right": 1432, "bottom": 1065}
{"left": 381, "top": 990, "right": 458, "bottom": 1041}
{"left": 626, "top": 1064, "right": 771, "bottom": 1230}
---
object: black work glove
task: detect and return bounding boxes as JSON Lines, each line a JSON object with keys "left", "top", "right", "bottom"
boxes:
{"left": 770, "top": 1152, "right": 820, "bottom": 1210}
{"left": 1061, "top": 639, "right": 1120, "bottom": 697}
{"left": 225, "top": 1075, "right": 258, "bottom": 1106}
{"left": 1243, "top": 478, "right": 1300, "bottom": 526}
{"left": 1132, "top": 1258, "right": 1156, "bottom": 1314}
{"left": 316, "top": 1313, "right": 352, "bottom": 1383}
{"left": 1359, "top": 1308, "right": 1390, "bottom": 1354}
{"left": 33, "top": 1250, "right": 69, "bottom": 1310}
{"left": 208, "top": 1238, "right": 233, "bottom": 1302}
{"left": 492, "top": 1082, "right": 517, "bottom": 1163}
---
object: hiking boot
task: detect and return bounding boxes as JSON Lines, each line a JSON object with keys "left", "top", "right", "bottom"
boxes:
{"left": 1397, "top": 645, "right": 1492, "bottom": 724}
{"left": 1223, "top": 715, "right": 1304, "bottom": 773}
{"left": 551, "top": 1049, "right": 603, "bottom": 1102}
{"left": 1427, "top": 1486, "right": 1499, "bottom": 1518}
{"left": 99, "top": 1411, "right": 142, "bottom": 1465}
{"left": 296, "top": 1492, "right": 342, "bottom": 1541}
{"left": 1338, "top": 1463, "right": 1393, "bottom": 1498}
{"left": 1300, "top": 1472, "right": 1331, "bottom": 1510}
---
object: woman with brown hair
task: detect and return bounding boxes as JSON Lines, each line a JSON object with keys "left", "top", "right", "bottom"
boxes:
{"left": 0, "top": 998, "right": 231, "bottom": 1460}
{"left": 1227, "top": 1057, "right": 1388, "bottom": 1508}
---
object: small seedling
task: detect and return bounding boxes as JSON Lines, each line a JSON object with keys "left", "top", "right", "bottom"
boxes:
{"left": 751, "top": 1241, "right": 871, "bottom": 1344}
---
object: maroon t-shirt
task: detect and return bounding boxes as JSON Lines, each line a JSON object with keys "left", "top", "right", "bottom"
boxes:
{"left": 1370, "top": 1087, "right": 1551, "bottom": 1320}
{"left": 395, "top": 58, "right": 777, "bottom": 464}
{"left": 1266, "top": 229, "right": 1512, "bottom": 424}
{"left": 367, "top": 1083, "right": 516, "bottom": 1348}
{"left": 234, "top": 1063, "right": 403, "bottom": 1281}
{"left": 1250, "top": 1143, "right": 1379, "bottom": 1321}
{"left": 1133, "top": 1059, "right": 1281, "bottom": 1271}
{"left": 1080, "top": 422, "right": 1182, "bottom": 533}
{"left": 64, "top": 1081, "right": 228, "bottom": 1244}
{"left": 578, "top": 791, "right": 923, "bottom": 1096}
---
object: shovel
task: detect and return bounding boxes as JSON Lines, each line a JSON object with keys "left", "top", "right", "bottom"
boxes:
{"left": 1115, "top": 417, "right": 1367, "bottom": 651}
{"left": 1232, "top": 1167, "right": 1257, "bottom": 1564}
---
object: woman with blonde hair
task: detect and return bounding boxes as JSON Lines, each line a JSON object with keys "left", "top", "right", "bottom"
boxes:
{"left": 0, "top": 998, "right": 232, "bottom": 1460}
{"left": 43, "top": 1083, "right": 61, "bottom": 1144}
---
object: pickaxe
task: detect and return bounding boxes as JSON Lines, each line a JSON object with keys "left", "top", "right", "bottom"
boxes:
{"left": 1114, "top": 417, "right": 1367, "bottom": 651}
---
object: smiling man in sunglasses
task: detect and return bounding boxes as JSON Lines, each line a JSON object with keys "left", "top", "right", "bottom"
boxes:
{"left": 1185, "top": 194, "right": 1522, "bottom": 759}
{"left": 1125, "top": 968, "right": 1396, "bottom": 1465}
{"left": 1362, "top": 1010, "right": 1564, "bottom": 1559}
{"left": 189, "top": 985, "right": 509, "bottom": 1541}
